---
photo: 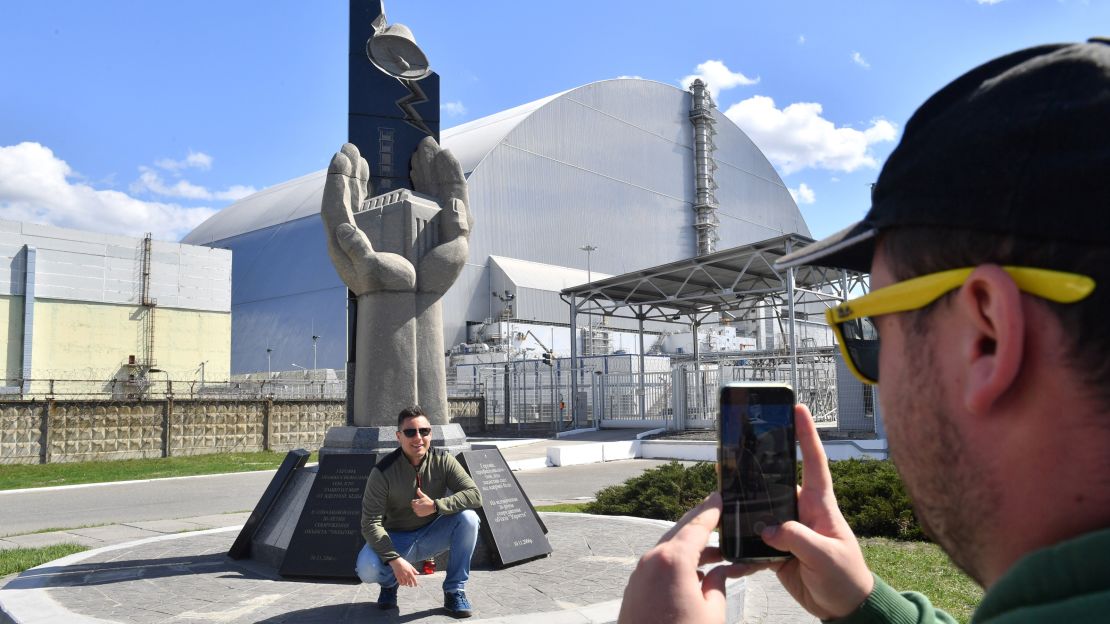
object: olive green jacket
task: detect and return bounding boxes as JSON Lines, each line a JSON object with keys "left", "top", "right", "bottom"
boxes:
{"left": 360, "top": 447, "right": 482, "bottom": 562}
{"left": 834, "top": 528, "right": 1110, "bottom": 623}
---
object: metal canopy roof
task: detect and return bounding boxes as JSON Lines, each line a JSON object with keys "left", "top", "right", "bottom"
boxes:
{"left": 560, "top": 233, "right": 868, "bottom": 324}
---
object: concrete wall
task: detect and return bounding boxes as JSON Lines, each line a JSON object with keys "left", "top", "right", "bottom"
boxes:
{"left": 0, "top": 296, "right": 22, "bottom": 382}
{"left": 26, "top": 300, "right": 231, "bottom": 382}
{"left": 0, "top": 399, "right": 344, "bottom": 464}
{"left": 0, "top": 219, "right": 233, "bottom": 389}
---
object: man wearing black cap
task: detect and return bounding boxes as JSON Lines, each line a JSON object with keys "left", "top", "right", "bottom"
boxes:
{"left": 619, "top": 38, "right": 1110, "bottom": 623}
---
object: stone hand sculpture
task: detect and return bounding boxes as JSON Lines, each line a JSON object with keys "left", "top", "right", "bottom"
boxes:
{"left": 321, "top": 138, "right": 472, "bottom": 426}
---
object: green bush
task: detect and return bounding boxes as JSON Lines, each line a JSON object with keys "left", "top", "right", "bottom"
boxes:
{"left": 584, "top": 461, "right": 716, "bottom": 521}
{"left": 829, "top": 459, "right": 925, "bottom": 541}
{"left": 583, "top": 458, "right": 926, "bottom": 541}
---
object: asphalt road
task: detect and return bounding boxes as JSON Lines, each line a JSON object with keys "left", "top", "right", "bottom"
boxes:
{"left": 0, "top": 459, "right": 682, "bottom": 537}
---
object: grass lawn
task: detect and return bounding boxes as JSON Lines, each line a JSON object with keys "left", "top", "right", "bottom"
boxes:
{"left": 534, "top": 502, "right": 590, "bottom": 513}
{"left": 0, "top": 451, "right": 317, "bottom": 491}
{"left": 0, "top": 544, "right": 88, "bottom": 577}
{"left": 862, "top": 538, "right": 983, "bottom": 623}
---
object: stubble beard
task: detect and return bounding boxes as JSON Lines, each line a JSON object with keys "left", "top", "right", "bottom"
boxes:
{"left": 886, "top": 323, "right": 997, "bottom": 586}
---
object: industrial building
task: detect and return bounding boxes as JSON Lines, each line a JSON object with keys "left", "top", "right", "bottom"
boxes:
{"left": 183, "top": 78, "right": 810, "bottom": 375}
{"left": 0, "top": 219, "right": 231, "bottom": 397}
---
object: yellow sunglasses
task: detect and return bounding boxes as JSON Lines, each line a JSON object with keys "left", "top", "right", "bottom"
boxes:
{"left": 827, "top": 266, "right": 1096, "bottom": 385}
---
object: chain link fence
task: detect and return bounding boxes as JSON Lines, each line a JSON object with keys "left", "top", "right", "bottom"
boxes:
{"left": 3, "top": 377, "right": 346, "bottom": 401}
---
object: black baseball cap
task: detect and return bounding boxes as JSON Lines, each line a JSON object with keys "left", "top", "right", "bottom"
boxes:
{"left": 777, "top": 37, "right": 1110, "bottom": 273}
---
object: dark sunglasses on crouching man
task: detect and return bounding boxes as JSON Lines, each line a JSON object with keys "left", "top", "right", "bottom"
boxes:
{"left": 401, "top": 427, "right": 433, "bottom": 438}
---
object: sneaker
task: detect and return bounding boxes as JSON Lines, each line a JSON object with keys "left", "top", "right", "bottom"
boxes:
{"left": 443, "top": 590, "right": 473, "bottom": 618}
{"left": 377, "top": 584, "right": 398, "bottom": 610}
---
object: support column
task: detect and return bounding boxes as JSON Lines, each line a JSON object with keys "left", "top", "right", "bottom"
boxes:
{"left": 637, "top": 311, "right": 646, "bottom": 420}
{"left": 263, "top": 398, "right": 273, "bottom": 451}
{"left": 569, "top": 298, "right": 579, "bottom": 429}
{"left": 786, "top": 240, "right": 798, "bottom": 390}
{"left": 21, "top": 245, "right": 36, "bottom": 396}
{"left": 691, "top": 319, "right": 702, "bottom": 421}
{"left": 42, "top": 398, "right": 53, "bottom": 464}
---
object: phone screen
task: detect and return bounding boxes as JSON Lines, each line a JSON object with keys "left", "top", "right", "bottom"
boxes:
{"left": 718, "top": 384, "right": 797, "bottom": 561}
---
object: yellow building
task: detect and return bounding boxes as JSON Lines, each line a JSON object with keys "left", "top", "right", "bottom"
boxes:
{"left": 0, "top": 220, "right": 231, "bottom": 397}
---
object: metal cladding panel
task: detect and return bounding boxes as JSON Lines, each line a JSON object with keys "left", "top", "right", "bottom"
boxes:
{"left": 515, "top": 287, "right": 570, "bottom": 325}
{"left": 563, "top": 79, "right": 693, "bottom": 145}
{"left": 0, "top": 219, "right": 230, "bottom": 312}
{"left": 439, "top": 262, "right": 489, "bottom": 347}
{"left": 441, "top": 91, "right": 564, "bottom": 175}
{"left": 182, "top": 170, "right": 327, "bottom": 246}
{"left": 504, "top": 99, "right": 690, "bottom": 201}
{"left": 231, "top": 285, "right": 347, "bottom": 374}
{"left": 465, "top": 145, "right": 695, "bottom": 274}
{"left": 213, "top": 215, "right": 342, "bottom": 306}
{"left": 208, "top": 214, "right": 345, "bottom": 373}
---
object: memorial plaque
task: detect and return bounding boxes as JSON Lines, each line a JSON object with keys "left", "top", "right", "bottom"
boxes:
{"left": 228, "top": 449, "right": 309, "bottom": 560}
{"left": 280, "top": 452, "right": 377, "bottom": 578}
{"left": 458, "top": 449, "right": 552, "bottom": 568}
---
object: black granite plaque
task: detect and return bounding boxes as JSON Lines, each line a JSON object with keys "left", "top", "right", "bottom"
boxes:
{"left": 279, "top": 452, "right": 377, "bottom": 579}
{"left": 458, "top": 449, "right": 552, "bottom": 568}
{"left": 228, "top": 449, "right": 309, "bottom": 560}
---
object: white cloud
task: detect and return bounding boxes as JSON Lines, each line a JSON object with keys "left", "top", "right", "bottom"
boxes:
{"left": 154, "top": 150, "right": 213, "bottom": 172}
{"left": 680, "top": 60, "right": 759, "bottom": 101}
{"left": 851, "top": 51, "right": 871, "bottom": 69}
{"left": 725, "top": 95, "right": 897, "bottom": 174}
{"left": 0, "top": 142, "right": 219, "bottom": 241}
{"left": 616, "top": 75, "right": 644, "bottom": 79}
{"left": 977, "top": 0, "right": 1005, "bottom": 4}
{"left": 789, "top": 183, "right": 816, "bottom": 205}
{"left": 131, "top": 167, "right": 256, "bottom": 202}
{"left": 441, "top": 100, "right": 467, "bottom": 117}
{"left": 798, "top": 35, "right": 806, "bottom": 45}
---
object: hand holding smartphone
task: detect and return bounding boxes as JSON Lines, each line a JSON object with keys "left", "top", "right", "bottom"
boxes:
{"left": 718, "top": 382, "right": 798, "bottom": 562}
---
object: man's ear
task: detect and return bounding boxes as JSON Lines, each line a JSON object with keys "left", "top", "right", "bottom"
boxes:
{"left": 955, "top": 265, "right": 1025, "bottom": 415}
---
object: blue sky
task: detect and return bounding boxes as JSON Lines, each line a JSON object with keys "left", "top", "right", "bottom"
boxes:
{"left": 1, "top": 1, "right": 1105, "bottom": 242}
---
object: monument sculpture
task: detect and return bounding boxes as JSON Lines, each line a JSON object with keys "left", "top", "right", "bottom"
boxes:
{"left": 229, "top": 0, "right": 550, "bottom": 577}
{"left": 321, "top": 141, "right": 471, "bottom": 429}
{"left": 321, "top": 1, "right": 470, "bottom": 453}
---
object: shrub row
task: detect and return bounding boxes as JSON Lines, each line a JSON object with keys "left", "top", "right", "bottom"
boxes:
{"left": 583, "top": 458, "right": 926, "bottom": 541}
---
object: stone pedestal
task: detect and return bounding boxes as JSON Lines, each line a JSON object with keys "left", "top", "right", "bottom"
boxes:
{"left": 319, "top": 423, "right": 469, "bottom": 458}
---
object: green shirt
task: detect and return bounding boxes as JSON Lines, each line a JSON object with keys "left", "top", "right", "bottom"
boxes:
{"left": 359, "top": 447, "right": 482, "bottom": 562}
{"left": 835, "top": 528, "right": 1110, "bottom": 624}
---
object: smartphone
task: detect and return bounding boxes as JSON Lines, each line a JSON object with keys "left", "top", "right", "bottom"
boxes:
{"left": 718, "top": 382, "right": 797, "bottom": 562}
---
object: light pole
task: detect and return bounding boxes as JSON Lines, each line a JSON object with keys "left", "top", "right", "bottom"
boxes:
{"left": 148, "top": 367, "right": 171, "bottom": 398}
{"left": 291, "top": 363, "right": 307, "bottom": 378}
{"left": 579, "top": 244, "right": 597, "bottom": 355}
{"left": 311, "top": 335, "right": 319, "bottom": 381}
{"left": 266, "top": 348, "right": 272, "bottom": 377}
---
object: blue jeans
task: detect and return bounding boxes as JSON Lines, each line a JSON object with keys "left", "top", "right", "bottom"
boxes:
{"left": 355, "top": 509, "right": 480, "bottom": 593}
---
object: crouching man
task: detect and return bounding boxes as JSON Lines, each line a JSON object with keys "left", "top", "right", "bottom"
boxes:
{"left": 357, "top": 406, "right": 482, "bottom": 618}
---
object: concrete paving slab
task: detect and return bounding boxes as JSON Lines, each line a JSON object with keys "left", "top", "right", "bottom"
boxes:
{"left": 0, "top": 532, "right": 101, "bottom": 549}
{"left": 120, "top": 519, "right": 210, "bottom": 534}
{"left": 177, "top": 512, "right": 252, "bottom": 529}
{"left": 64, "top": 525, "right": 162, "bottom": 544}
{"left": 0, "top": 513, "right": 748, "bottom": 624}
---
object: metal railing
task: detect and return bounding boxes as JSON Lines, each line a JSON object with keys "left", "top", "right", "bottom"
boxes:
{"left": 443, "top": 348, "right": 876, "bottom": 437}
